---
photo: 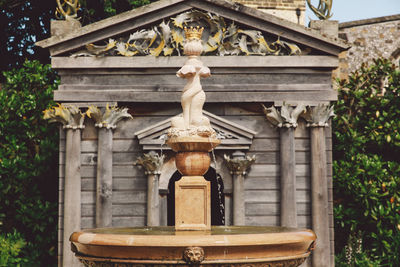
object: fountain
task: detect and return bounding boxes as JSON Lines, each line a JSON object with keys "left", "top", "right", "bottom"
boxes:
{"left": 70, "top": 26, "right": 316, "bottom": 267}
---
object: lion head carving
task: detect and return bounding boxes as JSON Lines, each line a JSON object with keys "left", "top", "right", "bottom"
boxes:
{"left": 183, "top": 246, "right": 205, "bottom": 264}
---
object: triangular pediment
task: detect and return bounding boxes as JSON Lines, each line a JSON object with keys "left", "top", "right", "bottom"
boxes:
{"left": 135, "top": 110, "right": 256, "bottom": 150}
{"left": 37, "top": 0, "right": 348, "bottom": 57}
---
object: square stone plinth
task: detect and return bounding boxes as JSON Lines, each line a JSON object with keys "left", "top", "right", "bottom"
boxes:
{"left": 175, "top": 176, "right": 211, "bottom": 231}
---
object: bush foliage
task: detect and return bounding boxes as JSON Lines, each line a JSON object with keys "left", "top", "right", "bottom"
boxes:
{"left": 0, "top": 231, "right": 28, "bottom": 266}
{"left": 333, "top": 58, "right": 400, "bottom": 266}
{"left": 0, "top": 60, "right": 59, "bottom": 265}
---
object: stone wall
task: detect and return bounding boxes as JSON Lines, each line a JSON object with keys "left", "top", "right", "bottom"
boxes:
{"left": 337, "top": 14, "right": 400, "bottom": 78}
{"left": 234, "top": 0, "right": 305, "bottom": 24}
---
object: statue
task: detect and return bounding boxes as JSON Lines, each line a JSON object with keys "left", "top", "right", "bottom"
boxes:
{"left": 306, "top": 0, "right": 333, "bottom": 20}
{"left": 168, "top": 26, "right": 216, "bottom": 138}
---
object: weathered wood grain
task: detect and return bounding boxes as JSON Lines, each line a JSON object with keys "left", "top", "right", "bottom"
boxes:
{"left": 245, "top": 176, "right": 310, "bottom": 190}
{"left": 54, "top": 90, "right": 338, "bottom": 102}
{"left": 310, "top": 127, "right": 331, "bottom": 267}
{"left": 245, "top": 202, "right": 310, "bottom": 216}
{"left": 82, "top": 203, "right": 146, "bottom": 217}
{"left": 63, "top": 129, "right": 82, "bottom": 266}
{"left": 96, "top": 128, "right": 114, "bottom": 228}
{"left": 52, "top": 56, "right": 339, "bottom": 69}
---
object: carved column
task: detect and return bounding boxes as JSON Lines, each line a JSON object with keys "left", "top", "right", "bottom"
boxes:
{"left": 135, "top": 151, "right": 164, "bottom": 226}
{"left": 302, "top": 104, "right": 334, "bottom": 267}
{"left": 44, "top": 104, "right": 85, "bottom": 267}
{"left": 86, "top": 105, "right": 132, "bottom": 228}
{"left": 224, "top": 151, "right": 256, "bottom": 226}
{"left": 263, "top": 103, "right": 305, "bottom": 228}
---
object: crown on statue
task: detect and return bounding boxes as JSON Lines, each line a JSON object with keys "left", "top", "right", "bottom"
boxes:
{"left": 184, "top": 26, "right": 204, "bottom": 40}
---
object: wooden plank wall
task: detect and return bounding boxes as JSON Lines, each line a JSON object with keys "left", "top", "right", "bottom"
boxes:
{"left": 57, "top": 103, "right": 334, "bottom": 266}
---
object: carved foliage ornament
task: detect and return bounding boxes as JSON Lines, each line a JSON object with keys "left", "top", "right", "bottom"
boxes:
{"left": 73, "top": 10, "right": 301, "bottom": 57}
{"left": 301, "top": 104, "right": 335, "bottom": 127}
{"left": 262, "top": 103, "right": 306, "bottom": 128}
{"left": 86, "top": 104, "right": 133, "bottom": 129}
{"left": 135, "top": 152, "right": 165, "bottom": 175}
{"left": 224, "top": 154, "right": 256, "bottom": 175}
{"left": 43, "top": 103, "right": 85, "bottom": 129}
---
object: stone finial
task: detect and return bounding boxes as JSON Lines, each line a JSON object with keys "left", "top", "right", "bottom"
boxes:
{"left": 86, "top": 104, "right": 132, "bottom": 129}
{"left": 135, "top": 151, "right": 164, "bottom": 175}
{"left": 306, "top": 0, "right": 333, "bottom": 20}
{"left": 262, "top": 103, "right": 306, "bottom": 128}
{"left": 43, "top": 104, "right": 85, "bottom": 129}
{"left": 56, "top": 0, "right": 80, "bottom": 20}
{"left": 224, "top": 152, "right": 256, "bottom": 176}
{"left": 301, "top": 104, "right": 335, "bottom": 127}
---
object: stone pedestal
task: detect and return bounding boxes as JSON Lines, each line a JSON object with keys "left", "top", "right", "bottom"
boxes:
{"left": 175, "top": 176, "right": 211, "bottom": 230}
{"left": 168, "top": 136, "right": 220, "bottom": 231}
{"left": 309, "top": 20, "right": 339, "bottom": 37}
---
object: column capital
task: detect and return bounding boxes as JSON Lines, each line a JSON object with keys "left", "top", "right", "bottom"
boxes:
{"left": 43, "top": 104, "right": 85, "bottom": 130}
{"left": 224, "top": 152, "right": 256, "bottom": 176}
{"left": 262, "top": 103, "right": 306, "bottom": 128}
{"left": 86, "top": 104, "right": 132, "bottom": 129}
{"left": 135, "top": 151, "right": 164, "bottom": 175}
{"left": 301, "top": 104, "right": 335, "bottom": 127}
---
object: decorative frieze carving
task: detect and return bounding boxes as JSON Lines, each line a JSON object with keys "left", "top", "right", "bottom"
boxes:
{"left": 135, "top": 152, "right": 165, "bottom": 175}
{"left": 86, "top": 104, "right": 132, "bottom": 129}
{"left": 262, "top": 103, "right": 306, "bottom": 128}
{"left": 224, "top": 152, "right": 256, "bottom": 175}
{"left": 73, "top": 10, "right": 301, "bottom": 57}
{"left": 43, "top": 104, "right": 85, "bottom": 129}
{"left": 301, "top": 104, "right": 335, "bottom": 127}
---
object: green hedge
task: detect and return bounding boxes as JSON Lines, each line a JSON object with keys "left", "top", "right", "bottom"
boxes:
{"left": 333, "top": 58, "right": 400, "bottom": 266}
{"left": 0, "top": 231, "right": 28, "bottom": 266}
{"left": 0, "top": 60, "right": 59, "bottom": 266}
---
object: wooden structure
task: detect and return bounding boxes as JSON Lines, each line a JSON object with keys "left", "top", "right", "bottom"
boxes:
{"left": 36, "top": 0, "right": 348, "bottom": 266}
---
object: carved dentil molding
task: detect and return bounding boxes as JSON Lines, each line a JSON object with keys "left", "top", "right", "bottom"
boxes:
{"left": 262, "top": 103, "right": 306, "bottom": 128}
{"left": 135, "top": 152, "right": 165, "bottom": 175}
{"left": 86, "top": 104, "right": 132, "bottom": 129}
{"left": 301, "top": 104, "right": 335, "bottom": 127}
{"left": 224, "top": 153, "right": 256, "bottom": 175}
{"left": 43, "top": 104, "right": 85, "bottom": 130}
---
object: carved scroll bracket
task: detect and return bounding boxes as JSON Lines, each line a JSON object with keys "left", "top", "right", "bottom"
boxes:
{"left": 224, "top": 151, "right": 256, "bottom": 176}
{"left": 135, "top": 151, "right": 165, "bottom": 175}
{"left": 262, "top": 103, "right": 306, "bottom": 128}
{"left": 301, "top": 104, "right": 335, "bottom": 127}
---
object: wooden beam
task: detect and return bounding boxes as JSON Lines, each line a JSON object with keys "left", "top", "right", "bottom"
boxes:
{"left": 63, "top": 129, "right": 82, "bottom": 266}
{"left": 54, "top": 90, "right": 338, "bottom": 102}
{"left": 279, "top": 128, "right": 297, "bottom": 227}
{"left": 96, "top": 128, "right": 113, "bottom": 228}
{"left": 51, "top": 56, "right": 339, "bottom": 69}
{"left": 310, "top": 127, "right": 331, "bottom": 267}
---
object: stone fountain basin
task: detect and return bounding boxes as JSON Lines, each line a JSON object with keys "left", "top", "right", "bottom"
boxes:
{"left": 70, "top": 226, "right": 316, "bottom": 266}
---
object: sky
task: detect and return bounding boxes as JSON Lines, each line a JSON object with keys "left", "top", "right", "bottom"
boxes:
{"left": 306, "top": 0, "right": 400, "bottom": 23}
